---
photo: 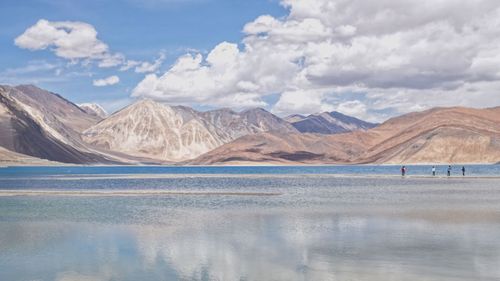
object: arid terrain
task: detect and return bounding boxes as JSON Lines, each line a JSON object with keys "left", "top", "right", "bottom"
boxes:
{"left": 1, "top": 84, "right": 500, "bottom": 165}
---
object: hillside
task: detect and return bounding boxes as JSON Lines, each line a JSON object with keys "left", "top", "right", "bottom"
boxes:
{"left": 191, "top": 107, "right": 500, "bottom": 164}
{"left": 0, "top": 85, "right": 119, "bottom": 163}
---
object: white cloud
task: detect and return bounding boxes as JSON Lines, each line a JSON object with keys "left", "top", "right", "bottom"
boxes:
{"left": 15, "top": 19, "right": 115, "bottom": 66}
{"left": 15, "top": 19, "right": 126, "bottom": 69}
{"left": 132, "top": 0, "right": 500, "bottom": 120}
{"left": 119, "top": 60, "right": 141, "bottom": 71}
{"left": 93, "top": 75, "right": 120, "bottom": 87}
{"left": 134, "top": 53, "right": 165, "bottom": 73}
{"left": 97, "top": 53, "right": 126, "bottom": 68}
{"left": 15, "top": 19, "right": 168, "bottom": 78}
{"left": 132, "top": 40, "right": 297, "bottom": 108}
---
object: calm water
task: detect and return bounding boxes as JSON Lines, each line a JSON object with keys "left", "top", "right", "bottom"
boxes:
{"left": 0, "top": 164, "right": 500, "bottom": 177}
{"left": 1, "top": 166, "right": 500, "bottom": 280}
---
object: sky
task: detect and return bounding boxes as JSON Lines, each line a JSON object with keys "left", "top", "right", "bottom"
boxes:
{"left": 2, "top": 0, "right": 500, "bottom": 122}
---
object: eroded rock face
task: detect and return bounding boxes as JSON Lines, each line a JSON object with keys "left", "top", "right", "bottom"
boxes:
{"left": 82, "top": 100, "right": 296, "bottom": 162}
{"left": 83, "top": 99, "right": 226, "bottom": 162}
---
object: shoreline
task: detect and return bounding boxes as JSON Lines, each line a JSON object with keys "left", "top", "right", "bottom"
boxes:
{"left": 1, "top": 162, "right": 499, "bottom": 168}
{"left": 0, "top": 189, "right": 282, "bottom": 197}
{"left": 1, "top": 173, "right": 499, "bottom": 180}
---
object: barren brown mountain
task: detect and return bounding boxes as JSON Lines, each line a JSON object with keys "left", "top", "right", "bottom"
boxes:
{"left": 191, "top": 106, "right": 500, "bottom": 165}
{"left": 0, "top": 85, "right": 133, "bottom": 164}
{"left": 0, "top": 146, "right": 59, "bottom": 166}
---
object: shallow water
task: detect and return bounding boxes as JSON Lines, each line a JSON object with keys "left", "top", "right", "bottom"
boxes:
{"left": 1, "top": 168, "right": 500, "bottom": 280}
{"left": 1, "top": 164, "right": 499, "bottom": 177}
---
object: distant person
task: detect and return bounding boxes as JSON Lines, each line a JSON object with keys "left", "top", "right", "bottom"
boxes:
{"left": 401, "top": 166, "right": 406, "bottom": 176}
{"left": 447, "top": 165, "right": 452, "bottom": 177}
{"left": 432, "top": 166, "right": 436, "bottom": 176}
{"left": 462, "top": 166, "right": 466, "bottom": 176}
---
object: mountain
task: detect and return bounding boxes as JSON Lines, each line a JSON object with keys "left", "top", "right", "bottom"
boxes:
{"left": 12, "top": 85, "right": 100, "bottom": 133}
{"left": 191, "top": 107, "right": 500, "bottom": 165}
{"left": 286, "top": 111, "right": 377, "bottom": 134}
{"left": 3, "top": 84, "right": 500, "bottom": 165}
{"left": 83, "top": 100, "right": 297, "bottom": 162}
{"left": 79, "top": 103, "right": 108, "bottom": 119}
{"left": 0, "top": 85, "right": 123, "bottom": 164}
{"left": 0, "top": 146, "right": 59, "bottom": 166}
{"left": 356, "top": 106, "right": 500, "bottom": 164}
{"left": 191, "top": 131, "right": 369, "bottom": 165}
{"left": 83, "top": 99, "right": 231, "bottom": 162}
{"left": 284, "top": 114, "right": 307, "bottom": 123}
{"left": 201, "top": 107, "right": 298, "bottom": 139}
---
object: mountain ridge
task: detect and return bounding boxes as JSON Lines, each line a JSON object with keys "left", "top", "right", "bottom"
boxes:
{"left": 286, "top": 111, "right": 377, "bottom": 134}
{"left": 0, "top": 85, "right": 116, "bottom": 163}
{"left": 191, "top": 106, "right": 500, "bottom": 165}
{"left": 82, "top": 99, "right": 297, "bottom": 162}
{"left": 1, "top": 84, "right": 500, "bottom": 165}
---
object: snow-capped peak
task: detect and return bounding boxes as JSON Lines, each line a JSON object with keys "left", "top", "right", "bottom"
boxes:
{"left": 79, "top": 103, "right": 108, "bottom": 119}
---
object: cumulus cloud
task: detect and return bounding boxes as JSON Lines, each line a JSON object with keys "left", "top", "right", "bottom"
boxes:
{"left": 132, "top": 0, "right": 500, "bottom": 121}
{"left": 14, "top": 19, "right": 164, "bottom": 73}
{"left": 93, "top": 75, "right": 120, "bottom": 87}
{"left": 14, "top": 19, "right": 125, "bottom": 68}
{"left": 132, "top": 41, "right": 297, "bottom": 108}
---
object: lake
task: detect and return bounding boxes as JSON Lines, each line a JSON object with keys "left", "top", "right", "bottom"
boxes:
{"left": 1, "top": 166, "right": 500, "bottom": 280}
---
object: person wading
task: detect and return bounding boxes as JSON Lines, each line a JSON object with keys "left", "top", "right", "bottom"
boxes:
{"left": 401, "top": 166, "right": 406, "bottom": 176}
{"left": 447, "top": 165, "right": 452, "bottom": 177}
{"left": 432, "top": 166, "right": 436, "bottom": 176}
{"left": 462, "top": 166, "right": 466, "bottom": 176}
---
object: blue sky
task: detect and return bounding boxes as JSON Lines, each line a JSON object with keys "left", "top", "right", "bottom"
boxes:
{"left": 2, "top": 0, "right": 500, "bottom": 121}
{"left": 0, "top": 0, "right": 286, "bottom": 111}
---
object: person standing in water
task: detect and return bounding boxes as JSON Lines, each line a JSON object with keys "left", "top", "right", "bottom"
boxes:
{"left": 432, "top": 166, "right": 436, "bottom": 176}
{"left": 462, "top": 166, "right": 466, "bottom": 176}
{"left": 401, "top": 166, "right": 406, "bottom": 176}
{"left": 447, "top": 165, "right": 452, "bottom": 177}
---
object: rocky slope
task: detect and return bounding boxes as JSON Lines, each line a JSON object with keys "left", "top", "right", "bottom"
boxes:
{"left": 0, "top": 85, "right": 124, "bottom": 164}
{"left": 0, "top": 146, "right": 60, "bottom": 166}
{"left": 191, "top": 107, "right": 500, "bottom": 164}
{"left": 286, "top": 111, "right": 377, "bottom": 134}
{"left": 357, "top": 107, "right": 500, "bottom": 164}
{"left": 83, "top": 100, "right": 297, "bottom": 162}
{"left": 201, "top": 107, "right": 298, "bottom": 139}
{"left": 191, "top": 131, "right": 370, "bottom": 165}
{"left": 83, "top": 99, "right": 229, "bottom": 162}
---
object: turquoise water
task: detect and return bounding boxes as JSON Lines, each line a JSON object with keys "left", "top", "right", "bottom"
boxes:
{"left": 1, "top": 167, "right": 500, "bottom": 280}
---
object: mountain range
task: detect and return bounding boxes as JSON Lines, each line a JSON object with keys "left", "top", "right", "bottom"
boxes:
{"left": 82, "top": 99, "right": 297, "bottom": 162}
{"left": 1, "top": 84, "right": 500, "bottom": 165}
{"left": 193, "top": 107, "right": 500, "bottom": 165}
{"left": 285, "top": 111, "right": 377, "bottom": 134}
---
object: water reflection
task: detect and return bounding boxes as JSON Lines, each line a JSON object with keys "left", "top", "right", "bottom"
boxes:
{"left": 2, "top": 175, "right": 500, "bottom": 280}
{"left": 2, "top": 210, "right": 500, "bottom": 281}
